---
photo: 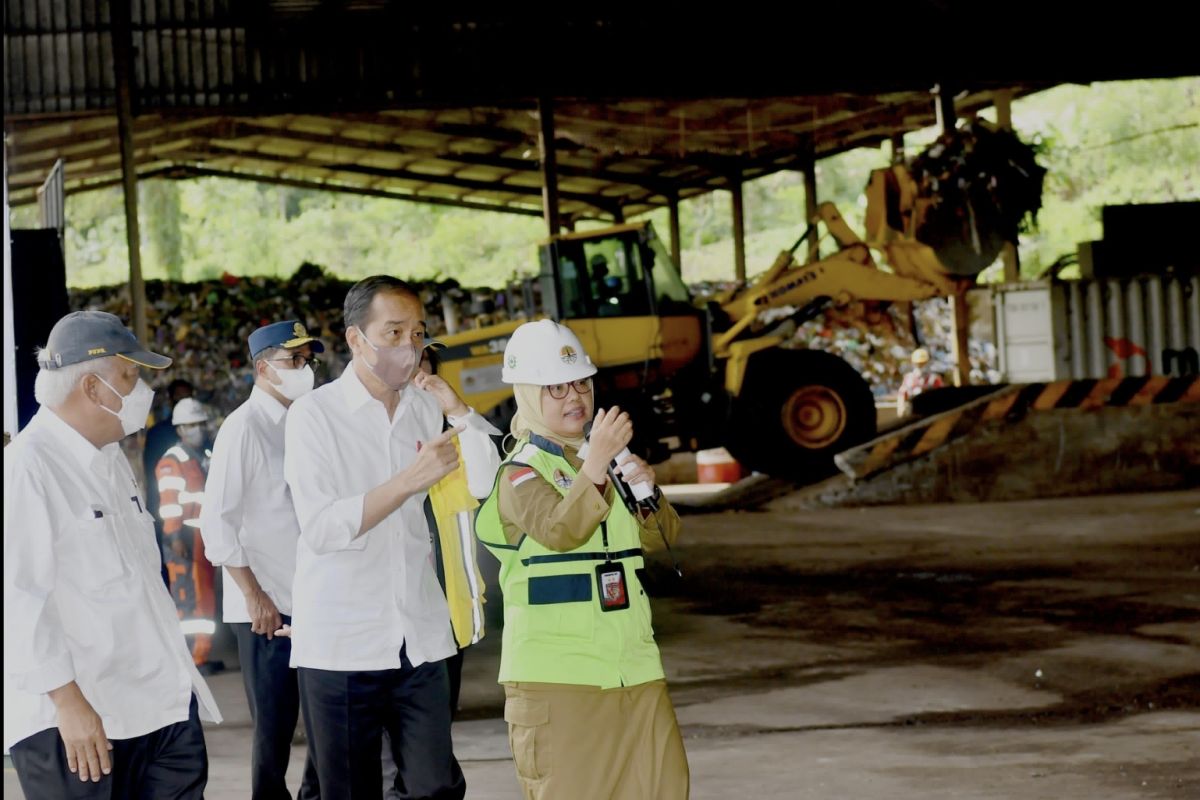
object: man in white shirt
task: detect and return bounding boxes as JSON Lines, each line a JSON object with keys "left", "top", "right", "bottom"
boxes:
{"left": 284, "top": 276, "right": 500, "bottom": 799}
{"left": 199, "top": 319, "right": 324, "bottom": 800}
{"left": 4, "top": 311, "right": 221, "bottom": 799}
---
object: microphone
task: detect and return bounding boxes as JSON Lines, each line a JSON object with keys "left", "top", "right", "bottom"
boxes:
{"left": 582, "top": 421, "right": 659, "bottom": 514}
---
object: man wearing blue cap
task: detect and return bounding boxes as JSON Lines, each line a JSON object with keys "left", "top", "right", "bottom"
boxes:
{"left": 4, "top": 311, "right": 221, "bottom": 798}
{"left": 199, "top": 320, "right": 323, "bottom": 800}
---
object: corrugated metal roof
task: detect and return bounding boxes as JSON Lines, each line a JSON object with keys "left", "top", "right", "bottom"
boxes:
{"left": 7, "top": 1, "right": 1183, "bottom": 220}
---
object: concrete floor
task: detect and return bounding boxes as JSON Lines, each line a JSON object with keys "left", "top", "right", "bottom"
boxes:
{"left": 7, "top": 490, "right": 1199, "bottom": 798}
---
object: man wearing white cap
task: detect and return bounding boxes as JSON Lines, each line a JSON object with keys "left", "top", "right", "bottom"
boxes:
{"left": 4, "top": 310, "right": 220, "bottom": 798}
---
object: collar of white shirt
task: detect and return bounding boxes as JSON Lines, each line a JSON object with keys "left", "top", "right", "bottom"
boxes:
{"left": 249, "top": 384, "right": 288, "bottom": 424}
{"left": 39, "top": 407, "right": 117, "bottom": 478}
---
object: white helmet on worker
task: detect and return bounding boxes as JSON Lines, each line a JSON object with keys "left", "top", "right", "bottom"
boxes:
{"left": 501, "top": 319, "right": 598, "bottom": 385}
{"left": 911, "top": 347, "right": 931, "bottom": 366}
{"left": 172, "top": 397, "right": 210, "bottom": 426}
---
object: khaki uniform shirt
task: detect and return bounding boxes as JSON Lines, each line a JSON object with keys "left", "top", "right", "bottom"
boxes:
{"left": 496, "top": 443, "right": 681, "bottom": 553}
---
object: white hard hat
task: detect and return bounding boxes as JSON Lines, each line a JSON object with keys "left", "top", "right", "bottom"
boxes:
{"left": 172, "top": 397, "right": 210, "bottom": 426}
{"left": 501, "top": 319, "right": 598, "bottom": 385}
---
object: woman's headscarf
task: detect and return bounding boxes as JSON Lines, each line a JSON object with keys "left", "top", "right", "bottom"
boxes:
{"left": 509, "top": 383, "right": 587, "bottom": 452}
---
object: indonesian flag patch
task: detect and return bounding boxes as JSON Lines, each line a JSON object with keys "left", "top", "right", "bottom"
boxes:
{"left": 508, "top": 467, "right": 537, "bottom": 488}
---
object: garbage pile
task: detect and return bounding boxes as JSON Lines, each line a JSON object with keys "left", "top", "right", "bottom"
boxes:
{"left": 791, "top": 298, "right": 999, "bottom": 397}
{"left": 68, "top": 264, "right": 527, "bottom": 420}
{"left": 909, "top": 120, "right": 1046, "bottom": 277}
{"left": 690, "top": 281, "right": 1000, "bottom": 397}
{"left": 69, "top": 264, "right": 998, "bottom": 418}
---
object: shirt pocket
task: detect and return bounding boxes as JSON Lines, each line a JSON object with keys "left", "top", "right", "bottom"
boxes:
{"left": 66, "top": 514, "right": 132, "bottom": 591}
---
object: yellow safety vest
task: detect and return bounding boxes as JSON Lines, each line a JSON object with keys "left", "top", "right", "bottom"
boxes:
{"left": 430, "top": 438, "right": 486, "bottom": 647}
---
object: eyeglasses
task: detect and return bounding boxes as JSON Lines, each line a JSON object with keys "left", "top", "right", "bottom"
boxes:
{"left": 269, "top": 354, "right": 321, "bottom": 370}
{"left": 545, "top": 379, "right": 592, "bottom": 400}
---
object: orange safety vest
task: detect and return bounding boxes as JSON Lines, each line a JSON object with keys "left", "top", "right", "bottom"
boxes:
{"left": 155, "top": 444, "right": 216, "bottom": 666}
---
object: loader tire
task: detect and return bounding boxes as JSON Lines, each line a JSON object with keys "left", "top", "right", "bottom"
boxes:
{"left": 724, "top": 349, "right": 876, "bottom": 482}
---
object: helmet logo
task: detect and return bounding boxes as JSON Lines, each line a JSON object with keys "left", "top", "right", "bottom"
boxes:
{"left": 293, "top": 322, "right": 308, "bottom": 338}
{"left": 507, "top": 355, "right": 517, "bottom": 369}
{"left": 560, "top": 345, "right": 578, "bottom": 365}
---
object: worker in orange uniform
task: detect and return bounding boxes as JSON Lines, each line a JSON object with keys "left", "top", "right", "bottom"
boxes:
{"left": 156, "top": 397, "right": 220, "bottom": 672}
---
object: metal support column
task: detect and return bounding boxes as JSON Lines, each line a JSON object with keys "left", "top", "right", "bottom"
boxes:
{"left": 668, "top": 193, "right": 682, "bottom": 268}
{"left": 933, "top": 82, "right": 957, "bottom": 136}
{"left": 803, "top": 159, "right": 819, "bottom": 264}
{"left": 537, "top": 97, "right": 561, "bottom": 237}
{"left": 890, "top": 133, "right": 905, "bottom": 165}
{"left": 111, "top": 1, "right": 147, "bottom": 343}
{"left": 730, "top": 176, "right": 746, "bottom": 283}
{"left": 995, "top": 89, "right": 1021, "bottom": 283}
{"left": 951, "top": 288, "right": 972, "bottom": 387}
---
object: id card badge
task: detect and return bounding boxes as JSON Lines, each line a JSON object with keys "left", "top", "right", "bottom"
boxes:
{"left": 595, "top": 561, "right": 630, "bottom": 612}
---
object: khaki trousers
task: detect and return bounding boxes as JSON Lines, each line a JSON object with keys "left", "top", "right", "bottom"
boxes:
{"left": 503, "top": 679, "right": 689, "bottom": 800}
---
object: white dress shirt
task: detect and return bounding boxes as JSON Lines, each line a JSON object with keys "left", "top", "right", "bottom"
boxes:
{"left": 4, "top": 409, "right": 221, "bottom": 752}
{"left": 200, "top": 386, "right": 301, "bottom": 623}
{"left": 284, "top": 365, "right": 500, "bottom": 672}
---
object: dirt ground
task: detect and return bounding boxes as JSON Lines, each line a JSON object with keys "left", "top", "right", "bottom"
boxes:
{"left": 6, "top": 489, "right": 1199, "bottom": 798}
{"left": 651, "top": 489, "right": 1200, "bottom": 798}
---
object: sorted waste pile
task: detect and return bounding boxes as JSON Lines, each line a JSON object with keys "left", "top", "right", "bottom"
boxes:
{"left": 690, "top": 279, "right": 999, "bottom": 398}
{"left": 70, "top": 264, "right": 997, "bottom": 418}
{"left": 69, "top": 264, "right": 527, "bottom": 421}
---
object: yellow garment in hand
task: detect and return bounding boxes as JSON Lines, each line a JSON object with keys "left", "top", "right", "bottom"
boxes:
{"left": 429, "top": 438, "right": 486, "bottom": 647}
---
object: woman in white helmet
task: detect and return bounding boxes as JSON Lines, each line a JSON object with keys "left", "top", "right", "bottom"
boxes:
{"left": 475, "top": 319, "right": 689, "bottom": 799}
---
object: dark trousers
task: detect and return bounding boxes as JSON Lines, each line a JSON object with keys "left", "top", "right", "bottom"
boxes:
{"left": 444, "top": 649, "right": 464, "bottom": 718}
{"left": 298, "top": 647, "right": 465, "bottom": 800}
{"left": 383, "top": 650, "right": 466, "bottom": 798}
{"left": 233, "top": 617, "right": 320, "bottom": 800}
{"left": 9, "top": 696, "right": 206, "bottom": 800}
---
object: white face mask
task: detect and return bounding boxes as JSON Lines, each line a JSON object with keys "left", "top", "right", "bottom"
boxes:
{"left": 271, "top": 363, "right": 315, "bottom": 401}
{"left": 94, "top": 375, "right": 155, "bottom": 437}
{"left": 178, "top": 425, "right": 207, "bottom": 449}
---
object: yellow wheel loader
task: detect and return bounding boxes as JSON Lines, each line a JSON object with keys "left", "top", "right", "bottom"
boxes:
{"left": 435, "top": 123, "right": 1042, "bottom": 482}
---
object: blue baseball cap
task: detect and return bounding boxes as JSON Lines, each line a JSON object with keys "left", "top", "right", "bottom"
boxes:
{"left": 39, "top": 311, "right": 172, "bottom": 370}
{"left": 247, "top": 321, "right": 325, "bottom": 360}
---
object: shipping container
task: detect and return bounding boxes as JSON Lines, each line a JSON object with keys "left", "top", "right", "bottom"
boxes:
{"left": 992, "top": 275, "right": 1200, "bottom": 382}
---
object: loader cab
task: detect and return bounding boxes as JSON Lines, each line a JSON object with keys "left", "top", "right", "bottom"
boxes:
{"left": 538, "top": 222, "right": 691, "bottom": 320}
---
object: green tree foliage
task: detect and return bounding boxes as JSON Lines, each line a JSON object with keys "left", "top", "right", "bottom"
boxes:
{"left": 1002, "top": 78, "right": 1199, "bottom": 278}
{"left": 13, "top": 78, "right": 1196, "bottom": 291}
{"left": 143, "top": 180, "right": 183, "bottom": 280}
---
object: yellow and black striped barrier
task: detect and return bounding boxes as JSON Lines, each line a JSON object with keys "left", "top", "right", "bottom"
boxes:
{"left": 835, "top": 376, "right": 1200, "bottom": 481}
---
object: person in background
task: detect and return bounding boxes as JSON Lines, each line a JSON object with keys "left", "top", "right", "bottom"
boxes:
{"left": 156, "top": 397, "right": 220, "bottom": 673}
{"left": 897, "top": 347, "right": 945, "bottom": 417}
{"left": 145, "top": 379, "right": 195, "bottom": 583}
